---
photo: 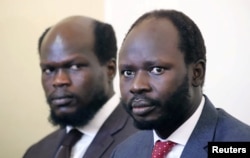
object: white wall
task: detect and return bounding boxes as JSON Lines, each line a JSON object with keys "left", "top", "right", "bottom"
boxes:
{"left": 105, "top": 0, "right": 250, "bottom": 124}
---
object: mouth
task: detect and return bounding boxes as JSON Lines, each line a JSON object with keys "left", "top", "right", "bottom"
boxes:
{"left": 131, "top": 99, "right": 156, "bottom": 116}
{"left": 50, "top": 96, "right": 74, "bottom": 108}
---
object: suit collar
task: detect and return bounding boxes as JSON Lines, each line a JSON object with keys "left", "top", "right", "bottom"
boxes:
{"left": 83, "top": 105, "right": 130, "bottom": 158}
{"left": 73, "top": 94, "right": 119, "bottom": 136}
{"left": 181, "top": 96, "right": 218, "bottom": 158}
{"left": 48, "top": 128, "right": 67, "bottom": 157}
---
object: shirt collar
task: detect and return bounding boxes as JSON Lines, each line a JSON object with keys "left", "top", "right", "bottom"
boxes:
{"left": 67, "top": 93, "right": 119, "bottom": 136}
{"left": 153, "top": 96, "right": 205, "bottom": 145}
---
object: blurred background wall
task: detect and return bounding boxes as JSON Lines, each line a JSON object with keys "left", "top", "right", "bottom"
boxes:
{"left": 1, "top": 0, "right": 250, "bottom": 157}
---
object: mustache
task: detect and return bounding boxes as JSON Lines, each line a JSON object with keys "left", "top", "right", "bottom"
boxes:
{"left": 127, "top": 95, "right": 160, "bottom": 108}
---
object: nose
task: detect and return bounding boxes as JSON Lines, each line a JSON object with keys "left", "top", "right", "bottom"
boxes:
{"left": 130, "top": 71, "right": 151, "bottom": 94}
{"left": 53, "top": 69, "right": 71, "bottom": 87}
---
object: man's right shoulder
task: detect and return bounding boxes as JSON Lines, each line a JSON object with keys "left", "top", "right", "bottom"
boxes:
{"left": 23, "top": 128, "right": 65, "bottom": 158}
{"left": 31, "top": 128, "right": 64, "bottom": 145}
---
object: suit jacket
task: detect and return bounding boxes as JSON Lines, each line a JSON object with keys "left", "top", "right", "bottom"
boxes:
{"left": 23, "top": 105, "right": 138, "bottom": 158}
{"left": 111, "top": 96, "right": 250, "bottom": 158}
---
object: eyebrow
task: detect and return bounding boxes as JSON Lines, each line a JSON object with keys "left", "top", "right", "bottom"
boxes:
{"left": 119, "top": 63, "right": 134, "bottom": 69}
{"left": 40, "top": 58, "right": 80, "bottom": 68}
{"left": 119, "top": 61, "right": 159, "bottom": 70}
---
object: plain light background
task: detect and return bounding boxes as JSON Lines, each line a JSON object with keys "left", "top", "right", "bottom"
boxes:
{"left": 105, "top": 0, "right": 250, "bottom": 124}
{"left": 1, "top": 0, "right": 250, "bottom": 157}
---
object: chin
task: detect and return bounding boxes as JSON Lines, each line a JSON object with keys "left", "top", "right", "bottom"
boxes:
{"left": 54, "top": 107, "right": 77, "bottom": 116}
{"left": 49, "top": 107, "right": 90, "bottom": 127}
{"left": 132, "top": 113, "right": 169, "bottom": 130}
{"left": 132, "top": 116, "right": 157, "bottom": 130}
{"left": 133, "top": 120, "right": 155, "bottom": 130}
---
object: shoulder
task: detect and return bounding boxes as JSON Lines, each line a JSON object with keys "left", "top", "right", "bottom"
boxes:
{"left": 30, "top": 128, "right": 65, "bottom": 146}
{"left": 23, "top": 128, "right": 65, "bottom": 158}
{"left": 215, "top": 108, "right": 250, "bottom": 141}
{"left": 204, "top": 96, "right": 250, "bottom": 141}
{"left": 111, "top": 130, "right": 153, "bottom": 158}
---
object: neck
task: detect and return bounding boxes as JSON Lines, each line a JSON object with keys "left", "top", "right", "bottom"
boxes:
{"left": 154, "top": 114, "right": 188, "bottom": 139}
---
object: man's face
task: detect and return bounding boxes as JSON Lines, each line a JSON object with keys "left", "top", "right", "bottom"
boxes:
{"left": 119, "top": 18, "right": 193, "bottom": 130}
{"left": 40, "top": 25, "right": 109, "bottom": 127}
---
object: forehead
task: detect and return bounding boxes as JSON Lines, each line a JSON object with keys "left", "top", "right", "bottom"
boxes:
{"left": 119, "top": 18, "right": 182, "bottom": 64}
{"left": 40, "top": 21, "right": 96, "bottom": 61}
{"left": 42, "top": 19, "right": 95, "bottom": 51}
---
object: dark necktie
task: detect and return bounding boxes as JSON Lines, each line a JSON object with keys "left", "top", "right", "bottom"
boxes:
{"left": 54, "top": 129, "right": 83, "bottom": 158}
{"left": 151, "top": 140, "right": 176, "bottom": 158}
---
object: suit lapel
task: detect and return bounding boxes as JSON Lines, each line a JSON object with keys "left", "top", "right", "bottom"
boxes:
{"left": 181, "top": 96, "right": 218, "bottom": 158}
{"left": 44, "top": 128, "right": 66, "bottom": 158}
{"left": 83, "top": 105, "right": 129, "bottom": 158}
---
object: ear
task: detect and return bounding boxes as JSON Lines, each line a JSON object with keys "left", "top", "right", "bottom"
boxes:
{"left": 192, "top": 59, "right": 206, "bottom": 87}
{"left": 106, "top": 58, "right": 117, "bottom": 82}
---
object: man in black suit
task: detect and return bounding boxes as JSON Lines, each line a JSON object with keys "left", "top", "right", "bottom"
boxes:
{"left": 111, "top": 9, "right": 250, "bottom": 158}
{"left": 23, "top": 16, "right": 137, "bottom": 158}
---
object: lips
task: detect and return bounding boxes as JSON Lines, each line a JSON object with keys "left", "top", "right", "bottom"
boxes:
{"left": 50, "top": 95, "right": 75, "bottom": 108}
{"left": 52, "top": 96, "right": 72, "bottom": 105}
{"left": 131, "top": 99, "right": 156, "bottom": 116}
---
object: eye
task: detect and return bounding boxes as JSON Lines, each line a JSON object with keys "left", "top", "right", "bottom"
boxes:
{"left": 122, "top": 70, "right": 135, "bottom": 78}
{"left": 150, "top": 67, "right": 165, "bottom": 75}
{"left": 42, "top": 67, "right": 54, "bottom": 75}
{"left": 70, "top": 64, "right": 80, "bottom": 70}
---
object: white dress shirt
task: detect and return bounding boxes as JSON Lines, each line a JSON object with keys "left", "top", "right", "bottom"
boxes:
{"left": 66, "top": 93, "right": 120, "bottom": 158}
{"left": 153, "top": 96, "right": 205, "bottom": 158}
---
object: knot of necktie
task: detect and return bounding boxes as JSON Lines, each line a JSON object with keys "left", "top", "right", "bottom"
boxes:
{"left": 151, "top": 140, "right": 176, "bottom": 158}
{"left": 62, "top": 129, "right": 83, "bottom": 147}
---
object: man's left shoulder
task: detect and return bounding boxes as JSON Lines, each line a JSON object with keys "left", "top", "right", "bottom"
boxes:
{"left": 216, "top": 108, "right": 250, "bottom": 140}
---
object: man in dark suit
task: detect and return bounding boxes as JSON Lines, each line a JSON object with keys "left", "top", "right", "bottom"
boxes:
{"left": 23, "top": 16, "right": 137, "bottom": 158}
{"left": 112, "top": 9, "right": 250, "bottom": 158}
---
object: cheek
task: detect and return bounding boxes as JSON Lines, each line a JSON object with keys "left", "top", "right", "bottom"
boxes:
{"left": 119, "top": 80, "right": 130, "bottom": 99}
{"left": 152, "top": 75, "right": 182, "bottom": 97}
{"left": 41, "top": 77, "right": 52, "bottom": 96}
{"left": 72, "top": 74, "right": 92, "bottom": 90}
{"left": 73, "top": 71, "right": 104, "bottom": 94}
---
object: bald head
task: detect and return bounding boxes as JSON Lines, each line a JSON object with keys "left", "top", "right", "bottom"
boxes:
{"left": 39, "top": 16, "right": 94, "bottom": 51}
{"left": 38, "top": 15, "right": 117, "bottom": 64}
{"left": 53, "top": 15, "right": 95, "bottom": 30}
{"left": 40, "top": 16, "right": 95, "bottom": 61}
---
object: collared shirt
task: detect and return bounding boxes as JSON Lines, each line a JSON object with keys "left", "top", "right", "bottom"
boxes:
{"left": 66, "top": 93, "right": 120, "bottom": 158}
{"left": 153, "top": 96, "right": 205, "bottom": 158}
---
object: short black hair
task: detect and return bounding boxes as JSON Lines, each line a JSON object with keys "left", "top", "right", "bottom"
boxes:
{"left": 93, "top": 20, "right": 117, "bottom": 64}
{"left": 38, "top": 20, "right": 117, "bottom": 65}
{"left": 123, "top": 9, "right": 206, "bottom": 65}
{"left": 38, "top": 27, "right": 51, "bottom": 52}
